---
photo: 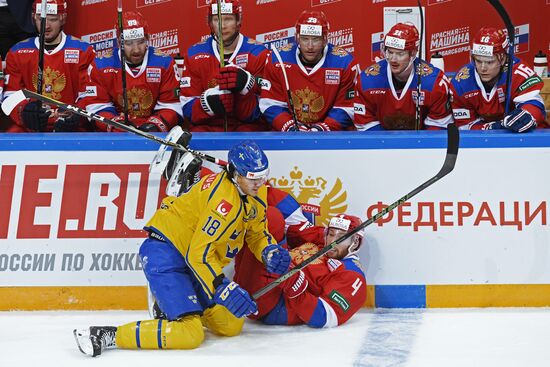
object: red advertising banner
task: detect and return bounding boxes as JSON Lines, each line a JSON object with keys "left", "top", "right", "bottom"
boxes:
{"left": 66, "top": 0, "right": 550, "bottom": 73}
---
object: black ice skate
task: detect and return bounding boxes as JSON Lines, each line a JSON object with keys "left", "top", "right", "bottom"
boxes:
{"left": 73, "top": 326, "right": 117, "bottom": 357}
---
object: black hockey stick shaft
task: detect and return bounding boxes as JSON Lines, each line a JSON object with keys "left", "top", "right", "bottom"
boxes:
{"left": 37, "top": 0, "right": 47, "bottom": 95}
{"left": 415, "top": 0, "right": 424, "bottom": 131}
{"left": 253, "top": 123, "right": 459, "bottom": 299}
{"left": 486, "top": 0, "right": 515, "bottom": 114}
{"left": 19, "top": 89, "right": 227, "bottom": 166}
{"left": 117, "top": 0, "right": 130, "bottom": 125}
{"left": 216, "top": 0, "right": 229, "bottom": 132}
{"left": 270, "top": 45, "right": 300, "bottom": 130}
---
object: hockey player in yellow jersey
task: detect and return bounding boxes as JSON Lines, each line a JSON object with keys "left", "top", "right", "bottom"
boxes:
{"left": 73, "top": 140, "right": 291, "bottom": 356}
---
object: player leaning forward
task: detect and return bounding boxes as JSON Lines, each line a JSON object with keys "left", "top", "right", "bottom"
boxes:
{"left": 74, "top": 140, "right": 291, "bottom": 356}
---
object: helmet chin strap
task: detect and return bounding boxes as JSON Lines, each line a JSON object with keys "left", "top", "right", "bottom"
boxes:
{"left": 231, "top": 173, "right": 246, "bottom": 196}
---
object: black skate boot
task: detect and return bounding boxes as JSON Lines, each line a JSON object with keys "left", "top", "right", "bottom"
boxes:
{"left": 73, "top": 326, "right": 117, "bottom": 357}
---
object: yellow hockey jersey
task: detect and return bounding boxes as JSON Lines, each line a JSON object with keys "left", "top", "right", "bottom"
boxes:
{"left": 145, "top": 171, "right": 274, "bottom": 299}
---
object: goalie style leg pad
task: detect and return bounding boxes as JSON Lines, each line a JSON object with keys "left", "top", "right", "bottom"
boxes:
{"left": 116, "top": 315, "right": 204, "bottom": 350}
{"left": 201, "top": 304, "right": 245, "bottom": 337}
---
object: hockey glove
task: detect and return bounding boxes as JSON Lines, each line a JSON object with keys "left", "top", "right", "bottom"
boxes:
{"left": 138, "top": 116, "right": 169, "bottom": 132}
{"left": 502, "top": 108, "right": 537, "bottom": 133}
{"left": 106, "top": 115, "right": 137, "bottom": 132}
{"left": 481, "top": 120, "right": 506, "bottom": 130}
{"left": 200, "top": 87, "right": 234, "bottom": 116}
{"left": 262, "top": 244, "right": 291, "bottom": 275}
{"left": 21, "top": 100, "right": 50, "bottom": 131}
{"left": 214, "top": 276, "right": 257, "bottom": 318}
{"left": 282, "top": 270, "right": 309, "bottom": 299}
{"left": 281, "top": 119, "right": 309, "bottom": 132}
{"left": 309, "top": 122, "right": 331, "bottom": 132}
{"left": 218, "top": 65, "right": 255, "bottom": 95}
{"left": 53, "top": 113, "right": 81, "bottom": 132}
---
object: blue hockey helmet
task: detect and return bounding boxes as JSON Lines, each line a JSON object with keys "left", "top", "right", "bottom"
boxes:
{"left": 228, "top": 140, "right": 269, "bottom": 180}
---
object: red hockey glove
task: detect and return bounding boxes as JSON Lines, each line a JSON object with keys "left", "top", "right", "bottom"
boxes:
{"left": 309, "top": 122, "right": 331, "bottom": 131}
{"left": 218, "top": 65, "right": 255, "bottom": 95}
{"left": 281, "top": 119, "right": 309, "bottom": 132}
{"left": 138, "top": 116, "right": 169, "bottom": 132}
{"left": 106, "top": 115, "right": 137, "bottom": 132}
{"left": 200, "top": 87, "right": 234, "bottom": 116}
{"left": 282, "top": 270, "right": 309, "bottom": 299}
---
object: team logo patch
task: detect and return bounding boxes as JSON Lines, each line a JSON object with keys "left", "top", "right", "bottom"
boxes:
{"left": 146, "top": 68, "right": 162, "bottom": 83}
{"left": 325, "top": 70, "right": 340, "bottom": 85}
{"left": 180, "top": 76, "right": 191, "bottom": 88}
{"left": 453, "top": 108, "right": 470, "bottom": 120}
{"left": 329, "top": 290, "right": 350, "bottom": 312}
{"left": 216, "top": 199, "right": 233, "bottom": 216}
{"left": 455, "top": 67, "right": 470, "bottom": 81}
{"left": 85, "top": 85, "right": 97, "bottom": 97}
{"left": 201, "top": 174, "right": 217, "bottom": 190}
{"left": 327, "top": 258, "right": 342, "bottom": 272}
{"left": 497, "top": 88, "right": 505, "bottom": 103}
{"left": 235, "top": 54, "right": 248, "bottom": 68}
{"left": 64, "top": 50, "right": 80, "bottom": 64}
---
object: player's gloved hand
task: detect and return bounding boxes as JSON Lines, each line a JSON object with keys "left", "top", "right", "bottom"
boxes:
{"left": 214, "top": 277, "right": 257, "bottom": 318}
{"left": 309, "top": 122, "right": 331, "bottom": 132}
{"left": 21, "top": 100, "right": 50, "bottom": 131}
{"left": 53, "top": 113, "right": 81, "bottom": 132}
{"left": 200, "top": 87, "right": 234, "bottom": 116}
{"left": 106, "top": 115, "right": 137, "bottom": 132}
{"left": 138, "top": 116, "right": 169, "bottom": 132}
{"left": 262, "top": 244, "right": 291, "bottom": 274}
{"left": 282, "top": 269, "right": 309, "bottom": 299}
{"left": 481, "top": 120, "right": 505, "bottom": 130}
{"left": 280, "top": 119, "right": 309, "bottom": 132}
{"left": 502, "top": 108, "right": 537, "bottom": 133}
{"left": 218, "top": 65, "right": 255, "bottom": 95}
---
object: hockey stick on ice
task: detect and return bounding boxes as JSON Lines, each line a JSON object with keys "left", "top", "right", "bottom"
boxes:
{"left": 117, "top": 0, "right": 131, "bottom": 125}
{"left": 486, "top": 0, "right": 515, "bottom": 114}
{"left": 253, "top": 123, "right": 459, "bottom": 299}
{"left": 270, "top": 44, "right": 300, "bottom": 131}
{"left": 3, "top": 89, "right": 227, "bottom": 166}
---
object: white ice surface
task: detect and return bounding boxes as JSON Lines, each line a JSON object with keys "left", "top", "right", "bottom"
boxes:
{"left": 2, "top": 308, "right": 550, "bottom": 367}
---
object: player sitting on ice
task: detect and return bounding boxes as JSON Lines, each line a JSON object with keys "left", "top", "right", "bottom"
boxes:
{"left": 235, "top": 212, "right": 367, "bottom": 327}
{"left": 73, "top": 139, "right": 290, "bottom": 356}
{"left": 79, "top": 10, "right": 182, "bottom": 132}
{"left": 259, "top": 10, "right": 358, "bottom": 131}
{"left": 354, "top": 22, "right": 453, "bottom": 130}
{"left": 450, "top": 27, "right": 546, "bottom": 132}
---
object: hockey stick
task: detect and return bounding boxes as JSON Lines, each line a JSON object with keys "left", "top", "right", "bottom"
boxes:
{"left": 486, "top": 0, "right": 515, "bottom": 114}
{"left": 4, "top": 89, "right": 227, "bottom": 166}
{"left": 414, "top": 0, "right": 424, "bottom": 131}
{"left": 216, "top": 0, "right": 229, "bottom": 132}
{"left": 36, "top": 0, "right": 47, "bottom": 96}
{"left": 117, "top": 0, "right": 130, "bottom": 125}
{"left": 253, "top": 123, "right": 459, "bottom": 299}
{"left": 270, "top": 44, "right": 300, "bottom": 131}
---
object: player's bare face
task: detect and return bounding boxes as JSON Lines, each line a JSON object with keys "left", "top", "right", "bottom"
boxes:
{"left": 298, "top": 35, "right": 325, "bottom": 64}
{"left": 210, "top": 15, "right": 240, "bottom": 50}
{"left": 385, "top": 47, "right": 414, "bottom": 80}
{"left": 236, "top": 175, "right": 266, "bottom": 197}
{"left": 123, "top": 38, "right": 148, "bottom": 65}
{"left": 34, "top": 14, "right": 66, "bottom": 44}
{"left": 473, "top": 55, "right": 503, "bottom": 83}
{"left": 325, "top": 228, "right": 352, "bottom": 259}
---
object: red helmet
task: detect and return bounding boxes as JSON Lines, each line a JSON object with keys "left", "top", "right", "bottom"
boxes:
{"left": 328, "top": 214, "right": 363, "bottom": 237}
{"left": 295, "top": 10, "right": 330, "bottom": 38}
{"left": 34, "top": 0, "right": 67, "bottom": 15}
{"left": 208, "top": 0, "right": 243, "bottom": 17}
{"left": 384, "top": 22, "right": 419, "bottom": 52}
{"left": 472, "top": 27, "right": 508, "bottom": 57}
{"left": 118, "top": 11, "right": 149, "bottom": 41}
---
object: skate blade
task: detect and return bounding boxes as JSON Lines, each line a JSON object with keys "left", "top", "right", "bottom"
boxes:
{"left": 73, "top": 328, "right": 95, "bottom": 357}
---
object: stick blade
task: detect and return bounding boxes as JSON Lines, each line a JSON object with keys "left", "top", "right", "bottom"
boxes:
{"left": 1, "top": 90, "right": 27, "bottom": 115}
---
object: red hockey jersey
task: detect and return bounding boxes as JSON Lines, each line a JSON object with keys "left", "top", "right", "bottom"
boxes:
{"left": 259, "top": 43, "right": 358, "bottom": 131}
{"left": 81, "top": 46, "right": 181, "bottom": 131}
{"left": 354, "top": 58, "right": 453, "bottom": 130}
{"left": 3, "top": 33, "right": 95, "bottom": 132}
{"left": 180, "top": 34, "right": 269, "bottom": 132}
{"left": 450, "top": 57, "right": 546, "bottom": 129}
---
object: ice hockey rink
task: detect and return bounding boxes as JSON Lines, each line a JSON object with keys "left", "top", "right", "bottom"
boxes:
{"left": 3, "top": 307, "right": 550, "bottom": 367}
